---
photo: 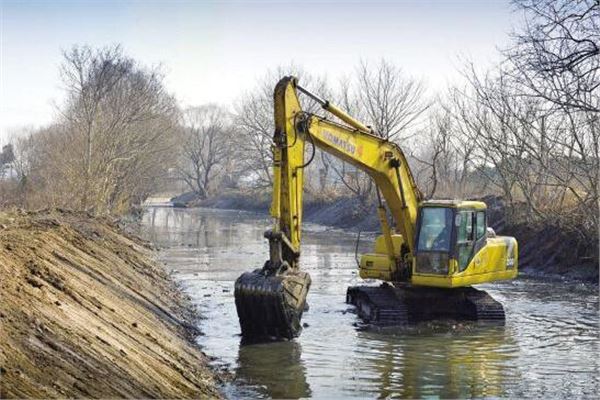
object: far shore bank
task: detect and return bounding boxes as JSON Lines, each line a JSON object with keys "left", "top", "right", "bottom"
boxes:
{"left": 170, "top": 191, "right": 599, "bottom": 285}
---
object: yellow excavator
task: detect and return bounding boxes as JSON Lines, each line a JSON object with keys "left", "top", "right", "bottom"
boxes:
{"left": 235, "top": 77, "right": 518, "bottom": 339}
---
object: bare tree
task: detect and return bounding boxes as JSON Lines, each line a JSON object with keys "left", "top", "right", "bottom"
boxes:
{"left": 452, "top": 68, "right": 544, "bottom": 215}
{"left": 449, "top": 61, "right": 599, "bottom": 244}
{"left": 411, "top": 109, "right": 456, "bottom": 198}
{"left": 356, "top": 59, "right": 430, "bottom": 140}
{"left": 235, "top": 88, "right": 275, "bottom": 187}
{"left": 506, "top": 0, "right": 600, "bottom": 113}
{"left": 324, "top": 60, "right": 430, "bottom": 202}
{"left": 178, "top": 105, "right": 236, "bottom": 199}
{"left": 488, "top": 0, "right": 600, "bottom": 246}
{"left": 234, "top": 66, "right": 329, "bottom": 188}
{"left": 0, "top": 144, "right": 15, "bottom": 178}
{"left": 60, "top": 45, "right": 131, "bottom": 209}
{"left": 15, "top": 44, "right": 182, "bottom": 214}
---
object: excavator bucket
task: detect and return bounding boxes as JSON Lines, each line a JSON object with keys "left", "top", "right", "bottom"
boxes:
{"left": 234, "top": 267, "right": 311, "bottom": 340}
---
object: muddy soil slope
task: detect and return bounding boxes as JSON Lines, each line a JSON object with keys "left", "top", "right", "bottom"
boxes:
{"left": 0, "top": 209, "right": 219, "bottom": 399}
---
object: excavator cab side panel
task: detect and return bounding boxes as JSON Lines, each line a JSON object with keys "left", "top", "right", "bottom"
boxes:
{"left": 454, "top": 236, "right": 519, "bottom": 283}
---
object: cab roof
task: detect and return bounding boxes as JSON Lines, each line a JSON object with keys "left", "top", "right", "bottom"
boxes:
{"left": 421, "top": 199, "right": 487, "bottom": 210}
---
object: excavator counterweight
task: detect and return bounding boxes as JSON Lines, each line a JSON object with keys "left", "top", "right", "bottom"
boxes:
{"left": 234, "top": 77, "right": 518, "bottom": 341}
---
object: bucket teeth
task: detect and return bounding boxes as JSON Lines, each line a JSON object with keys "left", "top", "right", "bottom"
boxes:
{"left": 234, "top": 268, "right": 311, "bottom": 340}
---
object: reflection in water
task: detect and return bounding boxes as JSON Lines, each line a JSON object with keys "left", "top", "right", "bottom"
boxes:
{"left": 354, "top": 326, "right": 518, "bottom": 399}
{"left": 141, "top": 207, "right": 599, "bottom": 399}
{"left": 237, "top": 340, "right": 311, "bottom": 399}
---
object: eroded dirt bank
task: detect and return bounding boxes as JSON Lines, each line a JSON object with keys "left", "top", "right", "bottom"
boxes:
{"left": 0, "top": 209, "right": 220, "bottom": 399}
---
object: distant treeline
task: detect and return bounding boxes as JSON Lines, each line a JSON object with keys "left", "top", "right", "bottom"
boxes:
{"left": 0, "top": 0, "right": 597, "bottom": 257}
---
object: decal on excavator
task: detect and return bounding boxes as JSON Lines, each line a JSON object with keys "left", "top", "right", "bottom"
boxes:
{"left": 322, "top": 130, "right": 356, "bottom": 155}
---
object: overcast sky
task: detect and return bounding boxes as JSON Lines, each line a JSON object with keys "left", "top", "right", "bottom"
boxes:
{"left": 0, "top": 0, "right": 518, "bottom": 141}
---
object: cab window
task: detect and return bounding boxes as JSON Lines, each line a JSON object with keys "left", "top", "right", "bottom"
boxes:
{"left": 417, "top": 207, "right": 453, "bottom": 252}
{"left": 456, "top": 211, "right": 474, "bottom": 271}
{"left": 457, "top": 211, "right": 474, "bottom": 243}
{"left": 476, "top": 211, "right": 486, "bottom": 240}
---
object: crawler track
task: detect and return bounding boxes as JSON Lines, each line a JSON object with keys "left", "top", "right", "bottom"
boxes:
{"left": 347, "top": 284, "right": 505, "bottom": 326}
{"left": 346, "top": 286, "right": 409, "bottom": 325}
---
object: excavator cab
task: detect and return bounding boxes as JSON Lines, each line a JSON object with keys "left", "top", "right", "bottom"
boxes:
{"left": 359, "top": 201, "right": 518, "bottom": 288}
{"left": 411, "top": 201, "right": 518, "bottom": 288}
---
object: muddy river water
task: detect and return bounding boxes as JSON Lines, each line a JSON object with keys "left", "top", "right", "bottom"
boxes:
{"left": 141, "top": 207, "right": 599, "bottom": 399}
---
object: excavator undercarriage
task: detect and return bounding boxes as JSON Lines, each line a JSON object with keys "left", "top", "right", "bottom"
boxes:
{"left": 235, "top": 275, "right": 504, "bottom": 340}
{"left": 347, "top": 284, "right": 505, "bottom": 327}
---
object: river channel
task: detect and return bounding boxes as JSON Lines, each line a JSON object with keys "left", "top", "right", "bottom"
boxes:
{"left": 141, "top": 206, "right": 599, "bottom": 399}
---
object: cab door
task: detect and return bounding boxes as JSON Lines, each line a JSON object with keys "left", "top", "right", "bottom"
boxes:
{"left": 455, "top": 210, "right": 475, "bottom": 272}
{"left": 456, "top": 210, "right": 487, "bottom": 272}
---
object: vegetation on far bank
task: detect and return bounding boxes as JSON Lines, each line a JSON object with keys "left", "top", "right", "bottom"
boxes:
{"left": 174, "top": 188, "right": 598, "bottom": 283}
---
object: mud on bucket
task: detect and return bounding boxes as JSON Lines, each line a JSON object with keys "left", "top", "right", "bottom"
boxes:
{"left": 234, "top": 268, "right": 311, "bottom": 341}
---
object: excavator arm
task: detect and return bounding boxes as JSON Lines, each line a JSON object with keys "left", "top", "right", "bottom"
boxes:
{"left": 270, "top": 76, "right": 423, "bottom": 277}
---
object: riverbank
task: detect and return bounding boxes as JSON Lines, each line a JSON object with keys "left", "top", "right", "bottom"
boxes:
{"left": 190, "top": 191, "right": 381, "bottom": 232}
{"left": 0, "top": 209, "right": 220, "bottom": 398}
{"left": 175, "top": 191, "right": 598, "bottom": 284}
